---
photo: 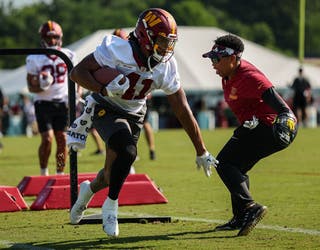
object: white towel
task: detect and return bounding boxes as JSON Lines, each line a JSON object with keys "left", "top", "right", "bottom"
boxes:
{"left": 67, "top": 95, "right": 98, "bottom": 151}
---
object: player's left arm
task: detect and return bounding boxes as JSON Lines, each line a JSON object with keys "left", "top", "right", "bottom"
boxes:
{"left": 167, "top": 87, "right": 218, "bottom": 177}
{"left": 167, "top": 87, "right": 207, "bottom": 156}
{"left": 262, "top": 87, "right": 291, "bottom": 114}
{"left": 263, "top": 87, "right": 298, "bottom": 146}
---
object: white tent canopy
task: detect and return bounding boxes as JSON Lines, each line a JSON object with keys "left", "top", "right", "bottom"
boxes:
{"left": 1, "top": 26, "right": 319, "bottom": 95}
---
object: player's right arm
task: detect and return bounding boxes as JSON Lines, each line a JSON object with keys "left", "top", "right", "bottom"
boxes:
{"left": 26, "top": 56, "right": 53, "bottom": 93}
{"left": 27, "top": 73, "right": 42, "bottom": 93}
{"left": 69, "top": 53, "right": 102, "bottom": 93}
{"left": 27, "top": 71, "right": 54, "bottom": 93}
{"left": 70, "top": 53, "right": 128, "bottom": 97}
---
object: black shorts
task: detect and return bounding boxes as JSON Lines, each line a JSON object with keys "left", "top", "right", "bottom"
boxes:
{"left": 34, "top": 100, "right": 68, "bottom": 133}
{"left": 293, "top": 95, "right": 307, "bottom": 109}
{"left": 91, "top": 94, "right": 146, "bottom": 146}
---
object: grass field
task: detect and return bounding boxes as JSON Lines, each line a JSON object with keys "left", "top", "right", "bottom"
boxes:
{"left": 0, "top": 128, "right": 320, "bottom": 249}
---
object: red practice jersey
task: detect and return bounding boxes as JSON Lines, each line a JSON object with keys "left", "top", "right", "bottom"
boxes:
{"left": 222, "top": 60, "right": 278, "bottom": 126}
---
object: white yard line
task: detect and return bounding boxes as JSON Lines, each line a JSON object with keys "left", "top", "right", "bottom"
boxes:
{"left": 1, "top": 212, "right": 319, "bottom": 249}
{"left": 119, "top": 212, "right": 320, "bottom": 236}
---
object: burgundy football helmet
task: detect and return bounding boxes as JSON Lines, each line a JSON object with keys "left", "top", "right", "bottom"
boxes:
{"left": 39, "top": 20, "right": 63, "bottom": 48}
{"left": 134, "top": 8, "right": 178, "bottom": 64}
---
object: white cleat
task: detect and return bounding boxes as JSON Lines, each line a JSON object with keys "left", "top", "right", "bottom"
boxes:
{"left": 70, "top": 180, "right": 93, "bottom": 224}
{"left": 103, "top": 214, "right": 119, "bottom": 237}
{"left": 102, "top": 197, "right": 119, "bottom": 237}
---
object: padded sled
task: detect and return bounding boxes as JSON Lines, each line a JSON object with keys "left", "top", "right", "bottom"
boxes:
{"left": 0, "top": 186, "right": 28, "bottom": 212}
{"left": 17, "top": 173, "right": 97, "bottom": 196}
{"left": 30, "top": 178, "right": 168, "bottom": 210}
{"left": 44, "top": 173, "right": 151, "bottom": 188}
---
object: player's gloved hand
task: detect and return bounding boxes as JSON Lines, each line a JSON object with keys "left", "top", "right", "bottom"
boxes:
{"left": 196, "top": 151, "right": 219, "bottom": 177}
{"left": 243, "top": 115, "right": 259, "bottom": 129}
{"left": 273, "top": 112, "right": 298, "bottom": 147}
{"left": 39, "top": 71, "right": 54, "bottom": 90}
{"left": 105, "top": 74, "right": 130, "bottom": 97}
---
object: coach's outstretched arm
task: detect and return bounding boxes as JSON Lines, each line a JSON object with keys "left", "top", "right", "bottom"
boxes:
{"left": 167, "top": 87, "right": 218, "bottom": 177}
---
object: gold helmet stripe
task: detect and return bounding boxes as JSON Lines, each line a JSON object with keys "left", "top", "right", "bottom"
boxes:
{"left": 48, "top": 20, "right": 53, "bottom": 31}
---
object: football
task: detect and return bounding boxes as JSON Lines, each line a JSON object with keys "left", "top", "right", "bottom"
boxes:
{"left": 93, "top": 66, "right": 123, "bottom": 85}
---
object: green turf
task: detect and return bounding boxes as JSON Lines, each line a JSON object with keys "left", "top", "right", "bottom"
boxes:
{"left": 0, "top": 128, "right": 320, "bottom": 249}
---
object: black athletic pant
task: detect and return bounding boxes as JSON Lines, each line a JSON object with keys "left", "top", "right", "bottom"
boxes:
{"left": 216, "top": 122, "right": 286, "bottom": 217}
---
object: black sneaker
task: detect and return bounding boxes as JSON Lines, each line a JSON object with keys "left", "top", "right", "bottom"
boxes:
{"left": 237, "top": 203, "right": 268, "bottom": 236}
{"left": 214, "top": 216, "right": 242, "bottom": 231}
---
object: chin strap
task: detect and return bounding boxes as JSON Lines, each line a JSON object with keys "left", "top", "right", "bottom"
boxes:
{"left": 147, "top": 56, "right": 153, "bottom": 72}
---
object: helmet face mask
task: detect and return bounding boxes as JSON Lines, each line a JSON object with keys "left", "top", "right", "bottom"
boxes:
{"left": 39, "top": 20, "right": 63, "bottom": 48}
{"left": 152, "top": 33, "right": 177, "bottom": 62}
{"left": 134, "top": 8, "right": 178, "bottom": 64}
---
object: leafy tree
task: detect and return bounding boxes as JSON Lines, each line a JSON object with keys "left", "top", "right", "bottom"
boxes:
{"left": 172, "top": 1, "right": 217, "bottom": 26}
{"left": 251, "top": 23, "right": 276, "bottom": 49}
{"left": 0, "top": 0, "right": 320, "bottom": 68}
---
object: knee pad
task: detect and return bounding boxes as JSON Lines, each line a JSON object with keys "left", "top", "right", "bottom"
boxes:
{"left": 108, "top": 129, "right": 137, "bottom": 165}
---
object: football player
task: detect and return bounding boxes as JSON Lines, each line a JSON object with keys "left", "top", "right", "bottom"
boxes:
{"left": 69, "top": 8, "right": 217, "bottom": 237}
{"left": 202, "top": 34, "right": 298, "bottom": 236}
{"left": 113, "top": 28, "right": 156, "bottom": 160}
{"left": 26, "top": 20, "right": 81, "bottom": 176}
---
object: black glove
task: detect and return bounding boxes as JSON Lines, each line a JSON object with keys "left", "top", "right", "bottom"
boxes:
{"left": 272, "top": 112, "right": 298, "bottom": 147}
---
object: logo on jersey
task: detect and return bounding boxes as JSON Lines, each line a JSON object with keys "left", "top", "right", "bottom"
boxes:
{"left": 98, "top": 109, "right": 106, "bottom": 117}
{"left": 229, "top": 87, "right": 238, "bottom": 100}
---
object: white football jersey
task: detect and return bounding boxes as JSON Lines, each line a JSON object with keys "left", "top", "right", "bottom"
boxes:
{"left": 93, "top": 35, "right": 181, "bottom": 113}
{"left": 26, "top": 48, "right": 76, "bottom": 103}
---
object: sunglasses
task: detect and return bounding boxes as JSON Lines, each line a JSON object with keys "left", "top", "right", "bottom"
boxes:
{"left": 210, "top": 54, "right": 229, "bottom": 64}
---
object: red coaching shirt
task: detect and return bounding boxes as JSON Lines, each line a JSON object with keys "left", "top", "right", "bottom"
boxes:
{"left": 222, "top": 60, "right": 277, "bottom": 126}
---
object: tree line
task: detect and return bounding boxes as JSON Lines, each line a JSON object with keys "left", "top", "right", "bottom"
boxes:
{"left": 1, "top": 0, "right": 319, "bottom": 69}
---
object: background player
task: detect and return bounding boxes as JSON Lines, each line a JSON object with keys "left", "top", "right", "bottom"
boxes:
{"left": 291, "top": 67, "right": 312, "bottom": 126}
{"left": 26, "top": 20, "right": 81, "bottom": 175}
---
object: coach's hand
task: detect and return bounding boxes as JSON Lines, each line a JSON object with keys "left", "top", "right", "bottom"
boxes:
{"left": 273, "top": 112, "right": 298, "bottom": 147}
{"left": 243, "top": 115, "right": 259, "bottom": 129}
{"left": 196, "top": 151, "right": 219, "bottom": 177}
